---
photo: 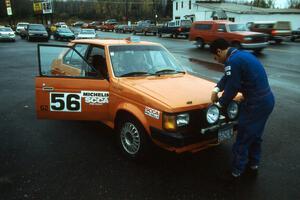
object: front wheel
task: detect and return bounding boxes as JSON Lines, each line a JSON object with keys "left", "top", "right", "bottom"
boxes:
{"left": 117, "top": 116, "right": 151, "bottom": 159}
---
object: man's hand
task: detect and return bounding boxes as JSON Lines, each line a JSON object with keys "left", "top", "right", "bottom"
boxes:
{"left": 211, "top": 91, "right": 219, "bottom": 103}
{"left": 235, "top": 95, "right": 244, "bottom": 103}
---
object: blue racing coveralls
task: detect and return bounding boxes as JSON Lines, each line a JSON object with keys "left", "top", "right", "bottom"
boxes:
{"left": 216, "top": 48, "right": 275, "bottom": 174}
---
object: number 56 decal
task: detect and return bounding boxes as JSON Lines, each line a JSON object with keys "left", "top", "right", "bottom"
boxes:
{"left": 50, "top": 93, "right": 81, "bottom": 112}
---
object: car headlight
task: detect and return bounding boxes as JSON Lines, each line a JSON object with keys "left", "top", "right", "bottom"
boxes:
{"left": 29, "top": 33, "right": 34, "bottom": 36}
{"left": 43, "top": 33, "right": 48, "bottom": 36}
{"left": 244, "top": 36, "right": 252, "bottom": 41}
{"left": 177, "top": 113, "right": 190, "bottom": 127}
{"left": 163, "top": 113, "right": 190, "bottom": 131}
{"left": 227, "top": 101, "right": 239, "bottom": 120}
{"left": 206, "top": 105, "right": 220, "bottom": 124}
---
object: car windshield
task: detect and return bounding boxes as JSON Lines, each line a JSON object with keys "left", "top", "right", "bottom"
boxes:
{"left": 29, "top": 25, "right": 45, "bottom": 31}
{"left": 59, "top": 28, "right": 72, "bottom": 33}
{"left": 228, "top": 24, "right": 248, "bottom": 32}
{"left": 109, "top": 45, "right": 185, "bottom": 77}
{"left": 0, "top": 27, "right": 12, "bottom": 32}
{"left": 80, "top": 29, "right": 95, "bottom": 34}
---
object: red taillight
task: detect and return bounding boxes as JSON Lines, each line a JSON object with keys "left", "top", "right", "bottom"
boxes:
{"left": 271, "top": 30, "right": 277, "bottom": 36}
{"left": 177, "top": 28, "right": 182, "bottom": 32}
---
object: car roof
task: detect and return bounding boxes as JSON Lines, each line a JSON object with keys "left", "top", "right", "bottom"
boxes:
{"left": 72, "top": 39, "right": 160, "bottom": 47}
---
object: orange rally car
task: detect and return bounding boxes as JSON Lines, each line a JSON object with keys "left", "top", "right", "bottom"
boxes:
{"left": 36, "top": 37, "right": 239, "bottom": 159}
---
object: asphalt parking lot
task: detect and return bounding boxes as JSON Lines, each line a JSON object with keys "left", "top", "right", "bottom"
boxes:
{"left": 0, "top": 33, "right": 300, "bottom": 200}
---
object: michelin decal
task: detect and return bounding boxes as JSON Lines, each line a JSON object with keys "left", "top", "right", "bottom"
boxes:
{"left": 81, "top": 91, "right": 109, "bottom": 105}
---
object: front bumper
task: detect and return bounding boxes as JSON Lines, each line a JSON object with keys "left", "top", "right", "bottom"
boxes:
{"left": 151, "top": 120, "right": 237, "bottom": 148}
{"left": 0, "top": 35, "right": 15, "bottom": 40}
{"left": 241, "top": 42, "right": 269, "bottom": 49}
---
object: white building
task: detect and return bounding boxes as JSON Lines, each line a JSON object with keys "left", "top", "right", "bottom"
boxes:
{"left": 172, "top": 0, "right": 300, "bottom": 29}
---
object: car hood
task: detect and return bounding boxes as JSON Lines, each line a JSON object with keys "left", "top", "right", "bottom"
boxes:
{"left": 120, "top": 74, "right": 216, "bottom": 110}
{"left": 231, "top": 31, "right": 264, "bottom": 36}
{"left": 0, "top": 31, "right": 14, "bottom": 34}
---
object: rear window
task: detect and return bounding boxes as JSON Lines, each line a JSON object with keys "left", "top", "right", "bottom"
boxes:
{"left": 194, "top": 24, "right": 212, "bottom": 30}
{"left": 29, "top": 25, "right": 46, "bottom": 31}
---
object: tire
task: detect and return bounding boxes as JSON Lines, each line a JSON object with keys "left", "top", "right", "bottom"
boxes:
{"left": 144, "top": 31, "right": 147, "bottom": 36}
{"left": 231, "top": 41, "right": 241, "bottom": 49}
{"left": 254, "top": 48, "right": 263, "bottom": 54}
{"left": 174, "top": 34, "right": 178, "bottom": 38}
{"left": 291, "top": 37, "right": 295, "bottom": 42}
{"left": 158, "top": 32, "right": 162, "bottom": 37}
{"left": 153, "top": 32, "right": 157, "bottom": 36}
{"left": 196, "top": 38, "right": 204, "bottom": 48}
{"left": 117, "top": 115, "right": 151, "bottom": 159}
{"left": 133, "top": 31, "right": 136, "bottom": 35}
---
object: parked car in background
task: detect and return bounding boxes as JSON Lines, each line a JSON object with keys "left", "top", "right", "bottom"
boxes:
{"left": 189, "top": 20, "right": 268, "bottom": 53}
{"left": 87, "top": 21, "right": 101, "bottom": 30}
{"left": 247, "top": 21, "right": 292, "bottom": 44}
{"left": 21, "top": 24, "right": 48, "bottom": 42}
{"left": 0, "top": 26, "right": 15, "bottom": 42}
{"left": 76, "top": 29, "right": 96, "bottom": 39}
{"left": 16, "top": 22, "right": 29, "bottom": 35}
{"left": 291, "top": 28, "right": 300, "bottom": 42}
{"left": 50, "top": 22, "right": 68, "bottom": 33}
{"left": 53, "top": 27, "right": 75, "bottom": 41}
{"left": 72, "top": 21, "right": 85, "bottom": 27}
{"left": 133, "top": 20, "right": 157, "bottom": 36}
{"left": 99, "top": 19, "right": 118, "bottom": 32}
{"left": 114, "top": 24, "right": 133, "bottom": 33}
{"left": 157, "top": 19, "right": 192, "bottom": 38}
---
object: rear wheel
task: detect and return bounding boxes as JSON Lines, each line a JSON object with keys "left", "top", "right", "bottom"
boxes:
{"left": 254, "top": 48, "right": 263, "bottom": 54}
{"left": 275, "top": 39, "right": 282, "bottom": 44}
{"left": 196, "top": 38, "right": 204, "bottom": 48}
{"left": 117, "top": 115, "right": 151, "bottom": 159}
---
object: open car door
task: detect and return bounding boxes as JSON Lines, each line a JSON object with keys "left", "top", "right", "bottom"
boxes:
{"left": 36, "top": 44, "right": 110, "bottom": 121}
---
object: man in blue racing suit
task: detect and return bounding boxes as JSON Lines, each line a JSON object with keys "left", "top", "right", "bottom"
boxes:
{"left": 210, "top": 39, "right": 275, "bottom": 178}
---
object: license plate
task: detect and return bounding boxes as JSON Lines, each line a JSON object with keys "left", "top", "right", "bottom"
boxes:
{"left": 218, "top": 127, "right": 233, "bottom": 142}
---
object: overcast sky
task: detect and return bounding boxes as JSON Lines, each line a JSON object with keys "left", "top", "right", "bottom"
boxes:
{"left": 275, "top": 0, "right": 289, "bottom": 8}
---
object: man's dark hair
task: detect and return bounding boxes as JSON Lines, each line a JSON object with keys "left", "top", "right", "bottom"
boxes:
{"left": 209, "top": 38, "right": 230, "bottom": 54}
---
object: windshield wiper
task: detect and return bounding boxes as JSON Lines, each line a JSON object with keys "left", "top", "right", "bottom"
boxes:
{"left": 154, "top": 69, "right": 185, "bottom": 75}
{"left": 120, "top": 71, "right": 151, "bottom": 77}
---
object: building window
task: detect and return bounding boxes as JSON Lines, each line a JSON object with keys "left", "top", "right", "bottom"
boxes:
{"left": 176, "top": 2, "right": 178, "bottom": 10}
{"left": 189, "top": 0, "right": 191, "bottom": 10}
{"left": 181, "top": 1, "right": 183, "bottom": 8}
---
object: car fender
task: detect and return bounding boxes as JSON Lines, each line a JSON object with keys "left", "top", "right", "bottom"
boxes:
{"left": 113, "top": 102, "right": 150, "bottom": 134}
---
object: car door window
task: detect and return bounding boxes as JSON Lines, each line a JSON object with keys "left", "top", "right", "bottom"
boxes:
{"left": 87, "top": 46, "right": 108, "bottom": 79}
{"left": 217, "top": 24, "right": 226, "bottom": 32}
{"left": 39, "top": 44, "right": 97, "bottom": 78}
